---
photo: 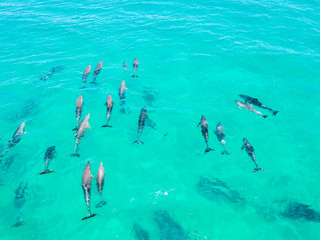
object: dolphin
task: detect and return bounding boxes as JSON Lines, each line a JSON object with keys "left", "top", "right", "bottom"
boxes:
{"left": 12, "top": 181, "right": 27, "bottom": 227}
{"left": 123, "top": 61, "right": 127, "bottom": 71}
{"left": 154, "top": 210, "right": 188, "bottom": 240}
{"left": 39, "top": 146, "right": 56, "bottom": 175}
{"left": 38, "top": 66, "right": 64, "bottom": 82}
{"left": 81, "top": 161, "right": 97, "bottom": 220}
{"left": 241, "top": 138, "right": 264, "bottom": 172}
{"left": 0, "top": 121, "right": 26, "bottom": 160}
{"left": 82, "top": 65, "right": 91, "bottom": 86}
{"left": 133, "top": 107, "right": 148, "bottom": 144}
{"left": 73, "top": 95, "right": 83, "bottom": 131}
{"left": 197, "top": 115, "right": 214, "bottom": 153}
{"left": 235, "top": 100, "right": 268, "bottom": 118}
{"left": 119, "top": 80, "right": 128, "bottom": 113}
{"left": 132, "top": 58, "right": 139, "bottom": 77}
{"left": 91, "top": 61, "right": 102, "bottom": 84}
{"left": 71, "top": 113, "right": 90, "bottom": 157}
{"left": 101, "top": 95, "right": 113, "bottom": 128}
{"left": 214, "top": 122, "right": 231, "bottom": 155}
{"left": 95, "top": 162, "right": 107, "bottom": 208}
{"left": 239, "top": 94, "right": 279, "bottom": 116}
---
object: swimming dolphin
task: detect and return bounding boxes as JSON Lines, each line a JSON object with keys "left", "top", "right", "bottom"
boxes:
{"left": 95, "top": 162, "right": 107, "bottom": 208}
{"left": 119, "top": 80, "right": 128, "bottom": 113}
{"left": 132, "top": 58, "right": 139, "bottom": 77}
{"left": 81, "top": 161, "right": 97, "bottom": 220}
{"left": 38, "top": 66, "right": 64, "bottom": 82}
{"left": 214, "top": 122, "right": 231, "bottom": 155}
{"left": 101, "top": 95, "right": 113, "bottom": 128}
{"left": 82, "top": 65, "right": 91, "bottom": 86}
{"left": 12, "top": 181, "right": 27, "bottom": 227}
{"left": 71, "top": 113, "right": 90, "bottom": 157}
{"left": 239, "top": 94, "right": 279, "bottom": 116}
{"left": 241, "top": 138, "right": 264, "bottom": 172}
{"left": 197, "top": 115, "right": 214, "bottom": 153}
{"left": 72, "top": 95, "right": 83, "bottom": 131}
{"left": 235, "top": 100, "right": 268, "bottom": 118}
{"left": 91, "top": 61, "right": 102, "bottom": 84}
{"left": 0, "top": 121, "right": 26, "bottom": 160}
{"left": 39, "top": 146, "right": 56, "bottom": 175}
{"left": 133, "top": 107, "right": 148, "bottom": 144}
{"left": 123, "top": 61, "right": 127, "bottom": 71}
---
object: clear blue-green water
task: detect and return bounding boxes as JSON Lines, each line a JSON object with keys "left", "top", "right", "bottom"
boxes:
{"left": 0, "top": 0, "right": 320, "bottom": 239}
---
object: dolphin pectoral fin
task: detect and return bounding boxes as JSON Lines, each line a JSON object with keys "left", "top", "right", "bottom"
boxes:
{"left": 133, "top": 140, "right": 144, "bottom": 144}
{"left": 205, "top": 147, "right": 215, "bottom": 153}
{"left": 71, "top": 153, "right": 80, "bottom": 157}
{"left": 39, "top": 170, "right": 54, "bottom": 175}
{"left": 262, "top": 115, "right": 268, "bottom": 118}
{"left": 81, "top": 213, "right": 97, "bottom": 221}
{"left": 88, "top": 123, "right": 91, "bottom": 129}
{"left": 72, "top": 127, "right": 78, "bottom": 131}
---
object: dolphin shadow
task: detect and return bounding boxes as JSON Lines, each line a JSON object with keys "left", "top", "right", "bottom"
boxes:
{"left": 133, "top": 223, "right": 150, "bottom": 240}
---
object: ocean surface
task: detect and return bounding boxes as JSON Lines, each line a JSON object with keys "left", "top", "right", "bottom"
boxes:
{"left": 0, "top": 0, "right": 319, "bottom": 239}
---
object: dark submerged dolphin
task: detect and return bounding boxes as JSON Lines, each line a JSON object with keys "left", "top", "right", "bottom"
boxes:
{"left": 91, "top": 61, "right": 103, "bottom": 84}
{"left": 38, "top": 66, "right": 64, "bottom": 82}
{"left": 71, "top": 113, "right": 90, "bottom": 157}
{"left": 72, "top": 95, "right": 83, "bottom": 131}
{"left": 81, "top": 162, "right": 97, "bottom": 220}
{"left": 39, "top": 146, "right": 56, "bottom": 175}
{"left": 214, "top": 122, "right": 231, "bottom": 155}
{"left": 281, "top": 202, "right": 320, "bottom": 222}
{"left": 95, "top": 162, "right": 107, "bottom": 208}
{"left": 197, "top": 115, "right": 214, "bottom": 153}
{"left": 196, "top": 177, "right": 245, "bottom": 204}
{"left": 241, "top": 138, "right": 264, "bottom": 172}
{"left": 239, "top": 94, "right": 279, "bottom": 116}
{"left": 154, "top": 210, "right": 188, "bottom": 240}
{"left": 12, "top": 181, "right": 27, "bottom": 227}
{"left": 133, "top": 107, "right": 148, "bottom": 144}
{"left": 101, "top": 95, "right": 113, "bottom": 128}
{"left": 0, "top": 121, "right": 26, "bottom": 160}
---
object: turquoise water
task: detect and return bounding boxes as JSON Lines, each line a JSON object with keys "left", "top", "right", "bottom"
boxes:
{"left": 0, "top": 0, "right": 320, "bottom": 239}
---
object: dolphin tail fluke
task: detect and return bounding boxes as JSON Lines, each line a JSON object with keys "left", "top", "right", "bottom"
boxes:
{"left": 101, "top": 124, "right": 112, "bottom": 128}
{"left": 133, "top": 140, "right": 144, "bottom": 144}
{"left": 95, "top": 200, "right": 107, "bottom": 208}
{"left": 11, "top": 220, "right": 24, "bottom": 228}
{"left": 253, "top": 167, "right": 264, "bottom": 173}
{"left": 131, "top": 74, "right": 138, "bottom": 78}
{"left": 205, "top": 147, "right": 215, "bottom": 153}
{"left": 273, "top": 110, "right": 279, "bottom": 116}
{"left": 262, "top": 115, "right": 268, "bottom": 118}
{"left": 81, "top": 213, "right": 97, "bottom": 221}
{"left": 39, "top": 170, "right": 54, "bottom": 175}
{"left": 71, "top": 153, "right": 80, "bottom": 157}
{"left": 221, "top": 151, "right": 231, "bottom": 155}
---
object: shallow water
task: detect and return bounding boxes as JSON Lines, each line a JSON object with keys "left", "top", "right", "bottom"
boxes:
{"left": 0, "top": 0, "right": 319, "bottom": 239}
